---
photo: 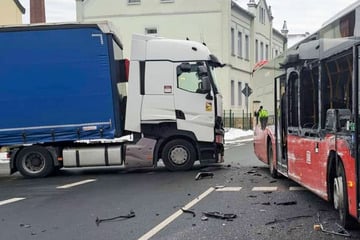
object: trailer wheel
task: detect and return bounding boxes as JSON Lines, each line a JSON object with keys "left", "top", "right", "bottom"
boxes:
{"left": 268, "top": 143, "right": 278, "bottom": 178}
{"left": 333, "top": 162, "right": 356, "bottom": 228}
{"left": 161, "top": 139, "right": 196, "bottom": 171}
{"left": 16, "top": 146, "right": 54, "bottom": 178}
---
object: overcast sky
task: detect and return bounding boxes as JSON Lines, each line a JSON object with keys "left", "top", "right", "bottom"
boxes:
{"left": 19, "top": 0, "right": 359, "bottom": 34}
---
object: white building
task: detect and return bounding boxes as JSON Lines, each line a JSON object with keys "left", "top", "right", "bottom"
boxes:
{"left": 76, "top": 0, "right": 287, "bottom": 126}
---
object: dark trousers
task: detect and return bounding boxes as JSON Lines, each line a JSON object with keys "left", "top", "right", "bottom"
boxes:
{"left": 260, "top": 117, "right": 268, "bottom": 130}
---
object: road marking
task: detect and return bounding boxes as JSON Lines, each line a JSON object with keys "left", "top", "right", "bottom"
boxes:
{"left": 289, "top": 186, "right": 307, "bottom": 191}
{"left": 0, "top": 197, "right": 25, "bottom": 206}
{"left": 138, "top": 187, "right": 215, "bottom": 240}
{"left": 56, "top": 179, "right": 97, "bottom": 189}
{"left": 216, "top": 187, "right": 242, "bottom": 192}
{"left": 252, "top": 186, "right": 278, "bottom": 192}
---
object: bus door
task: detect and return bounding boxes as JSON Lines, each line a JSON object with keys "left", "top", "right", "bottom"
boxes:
{"left": 356, "top": 44, "right": 360, "bottom": 220}
{"left": 274, "top": 75, "right": 288, "bottom": 174}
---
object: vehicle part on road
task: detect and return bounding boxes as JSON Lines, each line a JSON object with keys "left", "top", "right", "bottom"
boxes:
{"left": 316, "top": 212, "right": 351, "bottom": 237}
{"left": 265, "top": 215, "right": 312, "bottom": 225}
{"left": 274, "top": 201, "right": 297, "bottom": 206}
{"left": 95, "top": 210, "right": 135, "bottom": 226}
{"left": 202, "top": 211, "right": 237, "bottom": 220}
{"left": 195, "top": 172, "right": 214, "bottom": 180}
{"left": 181, "top": 208, "right": 196, "bottom": 217}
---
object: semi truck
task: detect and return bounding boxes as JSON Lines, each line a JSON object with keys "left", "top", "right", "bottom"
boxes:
{"left": 0, "top": 22, "right": 224, "bottom": 178}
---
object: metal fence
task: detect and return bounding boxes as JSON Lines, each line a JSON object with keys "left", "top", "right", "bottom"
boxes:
{"left": 223, "top": 110, "right": 253, "bottom": 130}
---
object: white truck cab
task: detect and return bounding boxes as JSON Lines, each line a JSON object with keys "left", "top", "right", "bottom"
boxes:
{"left": 125, "top": 34, "right": 224, "bottom": 170}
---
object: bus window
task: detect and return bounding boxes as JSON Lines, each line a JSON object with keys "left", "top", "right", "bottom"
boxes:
{"left": 300, "top": 65, "right": 319, "bottom": 129}
{"left": 288, "top": 71, "right": 299, "bottom": 128}
{"left": 321, "top": 52, "right": 353, "bottom": 128}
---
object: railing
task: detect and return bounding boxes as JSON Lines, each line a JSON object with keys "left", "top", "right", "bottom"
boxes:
{"left": 223, "top": 110, "right": 253, "bottom": 130}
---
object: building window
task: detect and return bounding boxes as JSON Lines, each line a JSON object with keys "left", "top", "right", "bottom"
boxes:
{"left": 245, "top": 35, "right": 249, "bottom": 60}
{"left": 259, "top": 7, "right": 266, "bottom": 24}
{"left": 145, "top": 27, "right": 157, "bottom": 35}
{"left": 231, "top": 28, "right": 235, "bottom": 56}
{"left": 260, "top": 42, "right": 264, "bottom": 60}
{"left": 275, "top": 49, "right": 279, "bottom": 57}
{"left": 231, "top": 80, "right": 235, "bottom": 106}
{"left": 265, "top": 44, "right": 269, "bottom": 60}
{"left": 128, "top": 0, "right": 140, "bottom": 4}
{"left": 237, "top": 31, "right": 242, "bottom": 58}
{"left": 255, "top": 39, "right": 259, "bottom": 62}
{"left": 238, "top": 82, "right": 242, "bottom": 106}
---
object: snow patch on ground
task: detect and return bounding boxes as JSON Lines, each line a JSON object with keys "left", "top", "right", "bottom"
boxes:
{"left": 225, "top": 128, "right": 253, "bottom": 141}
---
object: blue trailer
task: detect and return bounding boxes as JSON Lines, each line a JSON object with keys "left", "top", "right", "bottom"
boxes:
{"left": 0, "top": 23, "right": 125, "bottom": 146}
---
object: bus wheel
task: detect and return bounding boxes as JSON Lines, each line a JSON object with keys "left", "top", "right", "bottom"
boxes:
{"left": 333, "top": 162, "right": 355, "bottom": 228}
{"left": 162, "top": 139, "right": 196, "bottom": 171}
{"left": 15, "top": 146, "right": 54, "bottom": 178}
{"left": 268, "top": 143, "right": 278, "bottom": 178}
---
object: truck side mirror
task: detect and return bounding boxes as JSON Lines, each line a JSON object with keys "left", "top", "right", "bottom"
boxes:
{"left": 201, "top": 76, "right": 211, "bottom": 92}
{"left": 197, "top": 76, "right": 211, "bottom": 94}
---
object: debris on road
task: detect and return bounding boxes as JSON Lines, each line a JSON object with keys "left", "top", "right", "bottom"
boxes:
{"left": 195, "top": 172, "right": 214, "bottom": 180}
{"left": 274, "top": 201, "right": 297, "bottom": 206}
{"left": 315, "top": 212, "right": 351, "bottom": 237}
{"left": 181, "top": 208, "right": 196, "bottom": 217}
{"left": 265, "top": 215, "right": 312, "bottom": 225}
{"left": 201, "top": 216, "right": 208, "bottom": 221}
{"left": 95, "top": 210, "right": 135, "bottom": 226}
{"left": 202, "top": 211, "right": 237, "bottom": 221}
{"left": 19, "top": 223, "right": 32, "bottom": 228}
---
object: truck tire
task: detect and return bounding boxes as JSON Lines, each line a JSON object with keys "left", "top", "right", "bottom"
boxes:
{"left": 333, "top": 162, "right": 356, "bottom": 228}
{"left": 15, "top": 146, "right": 54, "bottom": 178}
{"left": 161, "top": 139, "right": 196, "bottom": 171}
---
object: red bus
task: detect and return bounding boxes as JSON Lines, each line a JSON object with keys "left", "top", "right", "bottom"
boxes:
{"left": 253, "top": 1, "right": 360, "bottom": 228}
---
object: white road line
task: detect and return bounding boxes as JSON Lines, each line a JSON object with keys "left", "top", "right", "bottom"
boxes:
{"left": 56, "top": 179, "right": 97, "bottom": 189}
{"left": 289, "top": 186, "right": 307, "bottom": 191}
{"left": 216, "top": 187, "right": 242, "bottom": 192}
{"left": 0, "top": 197, "right": 26, "bottom": 206}
{"left": 138, "top": 187, "right": 215, "bottom": 240}
{"left": 252, "top": 186, "right": 278, "bottom": 192}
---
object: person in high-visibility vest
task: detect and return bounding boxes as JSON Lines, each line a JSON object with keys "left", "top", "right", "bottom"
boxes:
{"left": 258, "top": 106, "right": 268, "bottom": 130}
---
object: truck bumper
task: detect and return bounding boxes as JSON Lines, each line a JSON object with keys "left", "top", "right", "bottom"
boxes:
{"left": 198, "top": 129, "right": 224, "bottom": 164}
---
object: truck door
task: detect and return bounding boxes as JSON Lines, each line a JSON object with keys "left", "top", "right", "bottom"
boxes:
{"left": 174, "top": 62, "right": 215, "bottom": 142}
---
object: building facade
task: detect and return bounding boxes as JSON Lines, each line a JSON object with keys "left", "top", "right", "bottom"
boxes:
{"left": 76, "top": 0, "right": 287, "bottom": 126}
{"left": 0, "top": 0, "right": 25, "bottom": 25}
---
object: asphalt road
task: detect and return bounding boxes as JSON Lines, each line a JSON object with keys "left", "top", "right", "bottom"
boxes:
{"left": 0, "top": 141, "right": 359, "bottom": 240}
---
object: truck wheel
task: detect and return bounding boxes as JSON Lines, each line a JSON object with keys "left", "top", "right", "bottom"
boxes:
{"left": 268, "top": 143, "right": 278, "bottom": 178}
{"left": 161, "top": 139, "right": 196, "bottom": 171}
{"left": 333, "top": 162, "right": 355, "bottom": 228}
{"left": 16, "top": 146, "right": 54, "bottom": 178}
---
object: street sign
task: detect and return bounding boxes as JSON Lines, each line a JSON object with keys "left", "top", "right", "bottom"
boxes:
{"left": 242, "top": 83, "right": 253, "bottom": 97}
